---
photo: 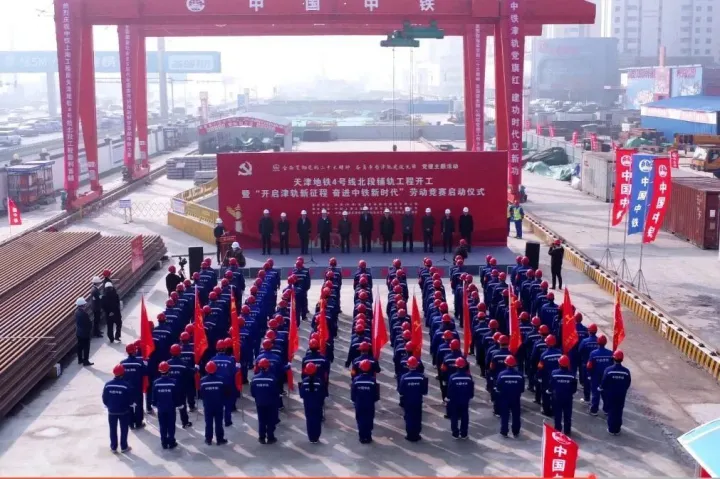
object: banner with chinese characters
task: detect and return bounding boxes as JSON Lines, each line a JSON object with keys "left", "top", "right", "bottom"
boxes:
{"left": 472, "top": 25, "right": 485, "bottom": 151}
{"left": 54, "top": 0, "right": 81, "bottom": 193}
{"left": 669, "top": 149, "right": 680, "bottom": 169}
{"left": 590, "top": 133, "right": 599, "bottom": 152}
{"left": 627, "top": 154, "right": 655, "bottom": 236}
{"left": 611, "top": 149, "right": 635, "bottom": 226}
{"left": 541, "top": 423, "right": 579, "bottom": 478}
{"left": 217, "top": 151, "right": 508, "bottom": 249}
{"left": 118, "top": 25, "right": 137, "bottom": 170}
{"left": 131, "top": 235, "right": 144, "bottom": 272}
{"left": 643, "top": 157, "right": 671, "bottom": 243}
{"left": 503, "top": 0, "right": 524, "bottom": 192}
{"left": 197, "top": 115, "right": 287, "bottom": 135}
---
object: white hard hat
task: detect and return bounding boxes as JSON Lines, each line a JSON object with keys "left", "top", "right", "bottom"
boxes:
{"left": 362, "top": 206, "right": 369, "bottom": 211}
{"left": 263, "top": 209, "right": 270, "bottom": 214}
{"left": 342, "top": 211, "right": 348, "bottom": 216}
{"left": 301, "top": 210, "right": 307, "bottom": 215}
{"left": 321, "top": 209, "right": 327, "bottom": 214}
{"left": 404, "top": 207, "right": 411, "bottom": 213}
{"left": 75, "top": 297, "right": 87, "bottom": 307}
{"left": 463, "top": 207, "right": 469, "bottom": 213}
{"left": 91, "top": 276, "right": 102, "bottom": 284}
{"left": 384, "top": 208, "right": 390, "bottom": 213}
{"left": 215, "top": 218, "right": 222, "bottom": 224}
{"left": 105, "top": 283, "right": 114, "bottom": 289}
{"left": 425, "top": 208, "right": 431, "bottom": 213}
{"left": 445, "top": 209, "right": 451, "bottom": 214}
{"left": 231, "top": 241, "right": 240, "bottom": 249}
{"left": 280, "top": 212, "right": 287, "bottom": 217}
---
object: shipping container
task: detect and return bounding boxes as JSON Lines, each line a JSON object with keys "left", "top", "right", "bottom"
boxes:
{"left": 581, "top": 151, "right": 615, "bottom": 202}
{"left": 663, "top": 177, "right": 720, "bottom": 249}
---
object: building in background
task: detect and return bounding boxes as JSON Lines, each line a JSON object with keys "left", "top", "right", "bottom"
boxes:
{"left": 543, "top": 0, "right": 610, "bottom": 38}
{"left": 622, "top": 65, "right": 720, "bottom": 109}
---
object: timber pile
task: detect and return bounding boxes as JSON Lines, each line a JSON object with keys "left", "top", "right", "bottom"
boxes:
{"left": 0, "top": 232, "right": 166, "bottom": 418}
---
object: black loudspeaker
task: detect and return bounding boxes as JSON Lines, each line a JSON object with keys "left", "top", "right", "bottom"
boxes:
{"left": 525, "top": 241, "right": 541, "bottom": 270}
{"left": 188, "top": 246, "right": 204, "bottom": 275}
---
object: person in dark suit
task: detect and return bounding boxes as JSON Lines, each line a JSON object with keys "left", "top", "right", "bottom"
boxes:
{"left": 75, "top": 297, "right": 94, "bottom": 366}
{"left": 259, "top": 209, "right": 274, "bottom": 255}
{"left": 422, "top": 208, "right": 435, "bottom": 253}
{"left": 359, "top": 206, "right": 374, "bottom": 253}
{"left": 213, "top": 218, "right": 226, "bottom": 264}
{"left": 278, "top": 212, "right": 290, "bottom": 254}
{"left": 441, "top": 209, "right": 455, "bottom": 254}
{"left": 297, "top": 210, "right": 311, "bottom": 254}
{"left": 458, "top": 207, "right": 474, "bottom": 252}
{"left": 338, "top": 211, "right": 352, "bottom": 253}
{"left": 318, "top": 209, "right": 332, "bottom": 254}
{"left": 379, "top": 208, "right": 395, "bottom": 253}
{"left": 402, "top": 206, "right": 415, "bottom": 253}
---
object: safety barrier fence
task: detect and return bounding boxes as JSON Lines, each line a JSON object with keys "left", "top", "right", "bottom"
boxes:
{"left": 168, "top": 177, "right": 220, "bottom": 245}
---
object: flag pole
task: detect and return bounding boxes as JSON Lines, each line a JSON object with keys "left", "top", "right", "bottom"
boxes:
{"left": 631, "top": 241, "right": 650, "bottom": 297}
{"left": 617, "top": 212, "right": 632, "bottom": 281}
{"left": 600, "top": 201, "right": 617, "bottom": 273}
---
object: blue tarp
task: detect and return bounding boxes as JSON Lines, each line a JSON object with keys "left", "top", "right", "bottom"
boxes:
{"left": 678, "top": 418, "right": 720, "bottom": 477}
{"left": 645, "top": 95, "right": 720, "bottom": 113}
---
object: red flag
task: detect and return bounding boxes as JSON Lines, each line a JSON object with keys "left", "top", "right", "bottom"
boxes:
{"left": 508, "top": 287, "right": 522, "bottom": 355}
{"left": 287, "top": 289, "right": 299, "bottom": 391}
{"left": 372, "top": 289, "right": 388, "bottom": 360}
{"left": 611, "top": 149, "right": 634, "bottom": 226}
{"left": 7, "top": 198, "right": 22, "bottom": 226}
{"left": 193, "top": 288, "right": 208, "bottom": 364}
{"left": 541, "top": 423, "right": 579, "bottom": 478}
{"left": 612, "top": 282, "right": 626, "bottom": 351}
{"left": 139, "top": 295, "right": 154, "bottom": 393}
{"left": 410, "top": 295, "right": 423, "bottom": 358}
{"left": 230, "top": 288, "right": 243, "bottom": 392}
{"left": 643, "top": 156, "right": 671, "bottom": 243}
{"left": 317, "top": 298, "right": 329, "bottom": 355}
{"left": 561, "top": 288, "right": 578, "bottom": 354}
{"left": 462, "top": 284, "right": 471, "bottom": 357}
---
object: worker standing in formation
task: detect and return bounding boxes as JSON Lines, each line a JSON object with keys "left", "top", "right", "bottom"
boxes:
{"left": 101, "top": 249, "right": 632, "bottom": 452}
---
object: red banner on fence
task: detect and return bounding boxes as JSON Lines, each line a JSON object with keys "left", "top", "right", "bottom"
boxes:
{"left": 590, "top": 133, "right": 599, "bottom": 152}
{"left": 643, "top": 157, "right": 671, "bottom": 243}
{"left": 118, "top": 25, "right": 137, "bottom": 171}
{"left": 198, "top": 116, "right": 288, "bottom": 136}
{"left": 611, "top": 149, "right": 635, "bottom": 226}
{"left": 131, "top": 235, "right": 144, "bottom": 272}
{"left": 669, "top": 149, "right": 680, "bottom": 168}
{"left": 549, "top": 125, "right": 555, "bottom": 137}
{"left": 572, "top": 131, "right": 578, "bottom": 146}
{"left": 541, "top": 423, "right": 579, "bottom": 478}
{"left": 217, "top": 151, "right": 508, "bottom": 249}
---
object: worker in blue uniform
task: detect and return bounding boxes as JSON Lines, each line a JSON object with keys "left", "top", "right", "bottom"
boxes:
{"left": 577, "top": 323, "right": 599, "bottom": 402}
{"left": 299, "top": 362, "right": 326, "bottom": 443}
{"left": 351, "top": 359, "right": 380, "bottom": 444}
{"left": 209, "top": 338, "right": 238, "bottom": 427}
{"left": 179, "top": 329, "right": 197, "bottom": 410}
{"left": 146, "top": 313, "right": 173, "bottom": 414}
{"left": 199, "top": 360, "right": 228, "bottom": 445}
{"left": 586, "top": 334, "right": 613, "bottom": 415}
{"left": 495, "top": 355, "right": 525, "bottom": 437}
{"left": 252, "top": 357, "right": 279, "bottom": 444}
{"left": 398, "top": 355, "right": 429, "bottom": 442}
{"left": 487, "top": 335, "right": 512, "bottom": 416}
{"left": 600, "top": 350, "right": 632, "bottom": 436}
{"left": 119, "top": 344, "right": 147, "bottom": 429}
{"left": 539, "top": 292, "right": 559, "bottom": 329}
{"left": 152, "top": 361, "right": 181, "bottom": 449}
{"left": 446, "top": 356, "right": 474, "bottom": 439}
{"left": 167, "top": 344, "right": 193, "bottom": 428}
{"left": 102, "top": 364, "right": 133, "bottom": 453}
{"left": 549, "top": 355, "right": 577, "bottom": 436}
{"left": 537, "top": 334, "right": 562, "bottom": 416}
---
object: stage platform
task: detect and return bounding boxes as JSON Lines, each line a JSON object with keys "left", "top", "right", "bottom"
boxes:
{"left": 204, "top": 246, "right": 517, "bottom": 278}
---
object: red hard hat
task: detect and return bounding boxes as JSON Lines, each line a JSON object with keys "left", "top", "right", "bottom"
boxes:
{"left": 424, "top": 258, "right": 432, "bottom": 267}
{"left": 477, "top": 311, "right": 487, "bottom": 321}
{"left": 531, "top": 316, "right": 541, "bottom": 327}
{"left": 168, "top": 265, "right": 176, "bottom": 273}
{"left": 455, "top": 357, "right": 467, "bottom": 369}
{"left": 489, "top": 319, "right": 499, "bottom": 329}
{"left": 205, "top": 361, "right": 218, "bottom": 374}
{"left": 396, "top": 308, "right": 406, "bottom": 318}
{"left": 279, "top": 300, "right": 288, "bottom": 308}
{"left": 296, "top": 256, "right": 305, "bottom": 263}
{"left": 405, "top": 341, "right": 415, "bottom": 352}
{"left": 192, "top": 272, "right": 200, "bottom": 281}
{"left": 229, "top": 258, "right": 238, "bottom": 266}
{"left": 491, "top": 269, "right": 499, "bottom": 277}
{"left": 433, "top": 280, "right": 442, "bottom": 289}
{"left": 499, "top": 335, "right": 509, "bottom": 345}
{"left": 322, "top": 287, "right": 331, "bottom": 297}
{"left": 157, "top": 313, "right": 166, "bottom": 322}
{"left": 515, "top": 255, "right": 523, "bottom": 263}
{"left": 358, "top": 260, "right": 367, "bottom": 268}
{"left": 170, "top": 344, "right": 182, "bottom": 356}
{"left": 258, "top": 358, "right": 271, "bottom": 370}
{"left": 183, "top": 279, "right": 192, "bottom": 287}
{"left": 442, "top": 313, "right": 452, "bottom": 323}
{"left": 597, "top": 334, "right": 608, "bottom": 346}
{"left": 158, "top": 361, "right": 170, "bottom": 374}
{"left": 295, "top": 261, "right": 303, "bottom": 268}
{"left": 209, "top": 292, "right": 218, "bottom": 301}
{"left": 546, "top": 292, "right": 555, "bottom": 301}
{"left": 393, "top": 259, "right": 402, "bottom": 268}
{"left": 225, "top": 271, "right": 234, "bottom": 280}
{"left": 521, "top": 256, "right": 530, "bottom": 266}
{"left": 545, "top": 335, "right": 557, "bottom": 347}
{"left": 356, "top": 323, "right": 366, "bottom": 334}
{"left": 125, "top": 344, "right": 136, "bottom": 355}
{"left": 443, "top": 330, "right": 454, "bottom": 341}
{"left": 359, "top": 341, "right": 370, "bottom": 352}
{"left": 505, "top": 355, "right": 517, "bottom": 367}
{"left": 241, "top": 305, "right": 251, "bottom": 314}
{"left": 401, "top": 321, "right": 410, "bottom": 331}
{"left": 459, "top": 239, "right": 467, "bottom": 246}
{"left": 268, "top": 318, "right": 279, "bottom": 329}
{"left": 356, "top": 313, "right": 366, "bottom": 322}
{"left": 478, "top": 302, "right": 487, "bottom": 312}
{"left": 184, "top": 324, "right": 194, "bottom": 334}
{"left": 392, "top": 278, "right": 400, "bottom": 287}
{"left": 539, "top": 325, "right": 550, "bottom": 335}
{"left": 519, "top": 312, "right": 530, "bottom": 321}
{"left": 201, "top": 262, "right": 209, "bottom": 270}
{"left": 203, "top": 305, "right": 211, "bottom": 314}
{"left": 397, "top": 300, "right": 406, "bottom": 310}
{"left": 216, "top": 339, "right": 225, "bottom": 350}
{"left": 558, "top": 355, "right": 570, "bottom": 368}
{"left": 304, "top": 362, "right": 318, "bottom": 376}
{"left": 502, "top": 289, "right": 509, "bottom": 297}
{"left": 357, "top": 304, "right": 367, "bottom": 314}
{"left": 213, "top": 286, "right": 222, "bottom": 296}
{"left": 526, "top": 269, "right": 535, "bottom": 278}
{"left": 486, "top": 254, "right": 493, "bottom": 262}
{"left": 574, "top": 312, "right": 583, "bottom": 323}
{"left": 309, "top": 338, "right": 319, "bottom": 350}
{"left": 265, "top": 330, "right": 277, "bottom": 341}
{"left": 359, "top": 276, "right": 368, "bottom": 285}
{"left": 397, "top": 269, "right": 405, "bottom": 278}
{"left": 329, "top": 257, "right": 337, "bottom": 267}
{"left": 324, "top": 281, "right": 333, "bottom": 290}
{"left": 221, "top": 279, "right": 229, "bottom": 288}
{"left": 489, "top": 258, "right": 497, "bottom": 266}
{"left": 613, "top": 350, "right": 624, "bottom": 362}
{"left": 359, "top": 359, "right": 372, "bottom": 372}
{"left": 166, "top": 299, "right": 175, "bottom": 308}
{"left": 588, "top": 323, "right": 598, "bottom": 334}
{"left": 407, "top": 356, "right": 419, "bottom": 369}
{"left": 402, "top": 330, "right": 411, "bottom": 340}
{"left": 535, "top": 270, "right": 543, "bottom": 278}
{"left": 393, "top": 285, "right": 402, "bottom": 294}
{"left": 540, "top": 281, "right": 549, "bottom": 290}
{"left": 249, "top": 286, "right": 258, "bottom": 295}
{"left": 262, "top": 339, "right": 273, "bottom": 350}
{"left": 326, "top": 271, "right": 335, "bottom": 281}
{"left": 180, "top": 332, "right": 190, "bottom": 341}
{"left": 499, "top": 272, "right": 507, "bottom": 281}
{"left": 261, "top": 264, "right": 270, "bottom": 273}
{"left": 433, "top": 299, "right": 442, "bottom": 308}
{"left": 267, "top": 259, "right": 274, "bottom": 268}
{"left": 113, "top": 364, "right": 125, "bottom": 377}
{"left": 450, "top": 339, "right": 460, "bottom": 350}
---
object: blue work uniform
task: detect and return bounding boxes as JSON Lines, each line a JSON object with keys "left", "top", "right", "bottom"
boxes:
{"left": 351, "top": 372, "right": 380, "bottom": 443}
{"left": 495, "top": 366, "right": 525, "bottom": 437}
{"left": 538, "top": 347, "right": 562, "bottom": 415}
{"left": 167, "top": 357, "right": 193, "bottom": 427}
{"left": 151, "top": 375, "right": 182, "bottom": 448}
{"left": 600, "top": 363, "right": 631, "bottom": 434}
{"left": 199, "top": 373, "right": 227, "bottom": 444}
{"left": 251, "top": 370, "right": 279, "bottom": 443}
{"left": 398, "top": 370, "right": 429, "bottom": 441}
{"left": 299, "top": 375, "right": 326, "bottom": 442}
{"left": 102, "top": 377, "right": 132, "bottom": 451}
{"left": 447, "top": 370, "right": 474, "bottom": 438}
{"left": 119, "top": 354, "right": 146, "bottom": 428}
{"left": 549, "top": 367, "right": 577, "bottom": 435}
{"left": 587, "top": 346, "right": 613, "bottom": 414}
{"left": 577, "top": 334, "right": 599, "bottom": 401}
{"left": 210, "top": 352, "right": 238, "bottom": 426}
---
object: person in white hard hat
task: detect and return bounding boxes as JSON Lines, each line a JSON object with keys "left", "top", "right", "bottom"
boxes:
{"left": 225, "top": 241, "right": 246, "bottom": 267}
{"left": 278, "top": 212, "right": 290, "bottom": 255}
{"left": 359, "top": 206, "right": 374, "bottom": 253}
{"left": 441, "top": 208, "right": 456, "bottom": 255}
{"left": 90, "top": 276, "right": 105, "bottom": 338}
{"left": 75, "top": 297, "right": 94, "bottom": 366}
{"left": 422, "top": 207, "right": 436, "bottom": 253}
{"left": 102, "top": 283, "right": 123, "bottom": 344}
{"left": 379, "top": 208, "right": 395, "bottom": 254}
{"left": 338, "top": 211, "right": 352, "bottom": 253}
{"left": 402, "top": 206, "right": 415, "bottom": 253}
{"left": 259, "top": 209, "right": 274, "bottom": 255}
{"left": 318, "top": 208, "right": 332, "bottom": 254}
{"left": 213, "top": 218, "right": 226, "bottom": 264}
{"left": 459, "top": 207, "right": 475, "bottom": 252}
{"left": 297, "top": 210, "right": 311, "bottom": 254}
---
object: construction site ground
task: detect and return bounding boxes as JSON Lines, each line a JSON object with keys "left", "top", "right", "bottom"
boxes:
{"left": 0, "top": 141, "right": 718, "bottom": 476}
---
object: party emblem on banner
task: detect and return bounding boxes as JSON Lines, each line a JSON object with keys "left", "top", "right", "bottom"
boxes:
{"left": 187, "top": 0, "right": 206, "bottom": 12}
{"left": 237, "top": 162, "right": 253, "bottom": 176}
{"left": 620, "top": 154, "right": 632, "bottom": 167}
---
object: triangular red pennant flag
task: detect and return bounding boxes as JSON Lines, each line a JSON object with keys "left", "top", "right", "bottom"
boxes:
{"left": 462, "top": 284, "right": 471, "bottom": 357}
{"left": 372, "top": 288, "right": 388, "bottom": 360}
{"left": 508, "top": 286, "right": 522, "bottom": 355}
{"left": 410, "top": 295, "right": 423, "bottom": 359}
{"left": 139, "top": 295, "right": 154, "bottom": 393}
{"left": 561, "top": 288, "right": 578, "bottom": 354}
{"left": 7, "top": 198, "right": 22, "bottom": 226}
{"left": 612, "top": 281, "right": 626, "bottom": 351}
{"left": 287, "top": 289, "right": 299, "bottom": 391}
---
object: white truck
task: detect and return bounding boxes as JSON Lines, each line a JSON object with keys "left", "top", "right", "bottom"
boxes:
{"left": 0, "top": 129, "right": 21, "bottom": 147}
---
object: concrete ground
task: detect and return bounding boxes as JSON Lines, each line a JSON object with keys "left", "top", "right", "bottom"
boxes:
{"left": 521, "top": 171, "right": 720, "bottom": 354}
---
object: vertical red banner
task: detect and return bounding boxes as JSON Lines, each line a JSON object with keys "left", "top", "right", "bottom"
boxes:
{"left": 541, "top": 424, "right": 579, "bottom": 478}
{"left": 79, "top": 25, "right": 102, "bottom": 193}
{"left": 549, "top": 125, "right": 555, "bottom": 137}
{"left": 669, "top": 149, "right": 680, "bottom": 168}
{"left": 130, "top": 235, "right": 144, "bottom": 272}
{"left": 135, "top": 34, "right": 149, "bottom": 168}
{"left": 572, "top": 131, "right": 578, "bottom": 146}
{"left": 503, "top": 0, "right": 524, "bottom": 193}
{"left": 591, "top": 133, "right": 599, "bottom": 151}
{"left": 472, "top": 26, "right": 486, "bottom": 152}
{"left": 54, "top": 0, "right": 81, "bottom": 196}
{"left": 611, "top": 149, "right": 634, "bottom": 226}
{"left": 536, "top": 123, "right": 541, "bottom": 135}
{"left": 462, "top": 28, "right": 475, "bottom": 152}
{"left": 643, "top": 157, "right": 671, "bottom": 243}
{"left": 118, "top": 25, "right": 137, "bottom": 172}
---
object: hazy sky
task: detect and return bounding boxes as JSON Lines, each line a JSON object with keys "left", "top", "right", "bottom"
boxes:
{"left": 0, "top": 0, "right": 460, "bottom": 97}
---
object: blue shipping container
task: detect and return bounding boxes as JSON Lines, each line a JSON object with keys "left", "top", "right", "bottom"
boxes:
{"left": 640, "top": 116, "right": 718, "bottom": 141}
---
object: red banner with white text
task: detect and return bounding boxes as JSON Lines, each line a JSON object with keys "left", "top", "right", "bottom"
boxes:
{"left": 217, "top": 151, "right": 508, "bottom": 248}
{"left": 131, "top": 235, "right": 144, "bottom": 272}
{"left": 541, "top": 423, "right": 579, "bottom": 478}
{"left": 198, "top": 116, "right": 288, "bottom": 136}
{"left": 669, "top": 149, "right": 680, "bottom": 169}
{"left": 643, "top": 157, "right": 671, "bottom": 243}
{"left": 118, "top": 25, "right": 137, "bottom": 171}
{"left": 502, "top": 0, "right": 524, "bottom": 192}
{"left": 611, "top": 149, "right": 635, "bottom": 226}
{"left": 55, "top": 0, "right": 81, "bottom": 193}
